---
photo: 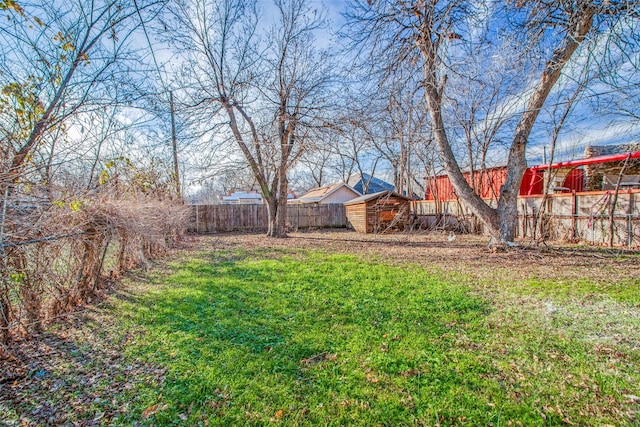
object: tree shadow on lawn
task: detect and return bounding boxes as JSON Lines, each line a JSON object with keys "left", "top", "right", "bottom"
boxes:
{"left": 117, "top": 253, "right": 571, "bottom": 426}
{"left": 4, "top": 246, "right": 637, "bottom": 426}
{"left": 118, "top": 249, "right": 640, "bottom": 426}
{"left": 0, "top": 309, "right": 164, "bottom": 426}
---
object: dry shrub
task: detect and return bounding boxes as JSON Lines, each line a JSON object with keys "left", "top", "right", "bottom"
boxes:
{"left": 0, "top": 189, "right": 190, "bottom": 345}
{"left": 85, "top": 195, "right": 190, "bottom": 276}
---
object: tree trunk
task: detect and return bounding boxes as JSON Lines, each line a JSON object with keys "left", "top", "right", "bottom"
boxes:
{"left": 276, "top": 172, "right": 289, "bottom": 237}
{"left": 274, "top": 196, "right": 288, "bottom": 237}
{"left": 417, "top": 3, "right": 594, "bottom": 246}
{"left": 265, "top": 172, "right": 288, "bottom": 238}
{"left": 265, "top": 195, "right": 286, "bottom": 238}
{"left": 421, "top": 74, "right": 502, "bottom": 241}
{"left": 493, "top": 133, "right": 528, "bottom": 243}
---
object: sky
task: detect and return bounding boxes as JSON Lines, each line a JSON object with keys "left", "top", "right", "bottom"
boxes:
{"left": 5, "top": 0, "right": 638, "bottom": 197}
{"left": 106, "top": 0, "right": 640, "bottom": 190}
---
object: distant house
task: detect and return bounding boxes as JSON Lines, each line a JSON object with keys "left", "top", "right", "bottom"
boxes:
{"left": 293, "top": 182, "right": 361, "bottom": 205}
{"left": 220, "top": 190, "right": 297, "bottom": 205}
{"left": 583, "top": 143, "right": 640, "bottom": 191}
{"left": 285, "top": 190, "right": 298, "bottom": 201}
{"left": 220, "top": 191, "right": 263, "bottom": 205}
{"left": 347, "top": 173, "right": 395, "bottom": 195}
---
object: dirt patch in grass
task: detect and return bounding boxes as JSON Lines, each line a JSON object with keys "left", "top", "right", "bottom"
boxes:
{"left": 205, "top": 229, "right": 640, "bottom": 285}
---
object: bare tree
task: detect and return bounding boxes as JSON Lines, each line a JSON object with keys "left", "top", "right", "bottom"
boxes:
{"left": 334, "top": 116, "right": 384, "bottom": 193}
{"left": 164, "top": 0, "right": 331, "bottom": 237}
{"left": 445, "top": 32, "right": 524, "bottom": 200}
{"left": 591, "top": 11, "right": 640, "bottom": 125}
{"left": 0, "top": 0, "right": 165, "bottom": 196}
{"left": 377, "top": 80, "right": 430, "bottom": 198}
{"left": 296, "top": 133, "right": 337, "bottom": 189}
{"left": 346, "top": 0, "right": 640, "bottom": 247}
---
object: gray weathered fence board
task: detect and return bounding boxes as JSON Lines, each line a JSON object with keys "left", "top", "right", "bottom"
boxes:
{"left": 411, "top": 190, "right": 640, "bottom": 247}
{"left": 190, "top": 204, "right": 347, "bottom": 232}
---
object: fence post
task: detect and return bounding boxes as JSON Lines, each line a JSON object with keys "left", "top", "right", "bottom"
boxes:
{"left": 521, "top": 202, "right": 527, "bottom": 238}
{"left": 628, "top": 191, "right": 634, "bottom": 250}
{"left": 0, "top": 186, "right": 9, "bottom": 345}
{"left": 94, "top": 235, "right": 112, "bottom": 293}
{"left": 571, "top": 190, "right": 577, "bottom": 241}
{"left": 628, "top": 213, "right": 632, "bottom": 250}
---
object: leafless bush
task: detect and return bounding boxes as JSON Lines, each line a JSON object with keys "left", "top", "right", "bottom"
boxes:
{"left": 0, "top": 188, "right": 190, "bottom": 346}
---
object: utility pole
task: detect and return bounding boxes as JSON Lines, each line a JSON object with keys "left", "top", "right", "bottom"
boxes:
{"left": 169, "top": 91, "right": 182, "bottom": 200}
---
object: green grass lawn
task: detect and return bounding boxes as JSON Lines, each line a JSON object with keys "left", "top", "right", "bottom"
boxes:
{"left": 103, "top": 246, "right": 640, "bottom": 426}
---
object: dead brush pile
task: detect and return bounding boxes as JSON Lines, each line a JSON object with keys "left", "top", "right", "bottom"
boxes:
{"left": 0, "top": 190, "right": 190, "bottom": 347}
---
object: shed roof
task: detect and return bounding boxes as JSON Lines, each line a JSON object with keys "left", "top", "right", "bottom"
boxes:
{"left": 343, "top": 190, "right": 411, "bottom": 206}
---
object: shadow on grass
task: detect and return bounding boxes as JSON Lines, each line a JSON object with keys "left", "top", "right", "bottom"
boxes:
{"left": 118, "top": 246, "right": 640, "bottom": 426}
{"left": 0, "top": 308, "right": 161, "bottom": 426}
{"left": 113, "top": 249, "right": 528, "bottom": 426}
{"left": 5, "top": 246, "right": 638, "bottom": 426}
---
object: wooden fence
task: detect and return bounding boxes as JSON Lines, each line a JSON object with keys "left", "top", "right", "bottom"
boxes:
{"left": 190, "top": 191, "right": 640, "bottom": 247}
{"left": 412, "top": 189, "right": 640, "bottom": 247}
{"left": 190, "top": 203, "right": 348, "bottom": 233}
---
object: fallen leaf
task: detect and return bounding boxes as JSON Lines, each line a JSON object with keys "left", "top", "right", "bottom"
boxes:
{"left": 142, "top": 404, "right": 158, "bottom": 419}
{"left": 366, "top": 372, "right": 379, "bottom": 383}
{"left": 400, "top": 369, "right": 420, "bottom": 378}
{"left": 301, "top": 352, "right": 336, "bottom": 365}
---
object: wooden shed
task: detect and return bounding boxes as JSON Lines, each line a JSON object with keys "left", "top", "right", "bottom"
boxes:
{"left": 344, "top": 191, "right": 412, "bottom": 233}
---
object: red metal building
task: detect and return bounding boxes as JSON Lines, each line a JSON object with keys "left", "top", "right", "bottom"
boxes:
{"left": 425, "top": 151, "right": 640, "bottom": 201}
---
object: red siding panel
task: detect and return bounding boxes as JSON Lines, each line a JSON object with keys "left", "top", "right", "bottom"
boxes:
{"left": 562, "top": 168, "right": 585, "bottom": 193}
{"left": 425, "top": 167, "right": 508, "bottom": 201}
{"left": 521, "top": 169, "right": 544, "bottom": 196}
